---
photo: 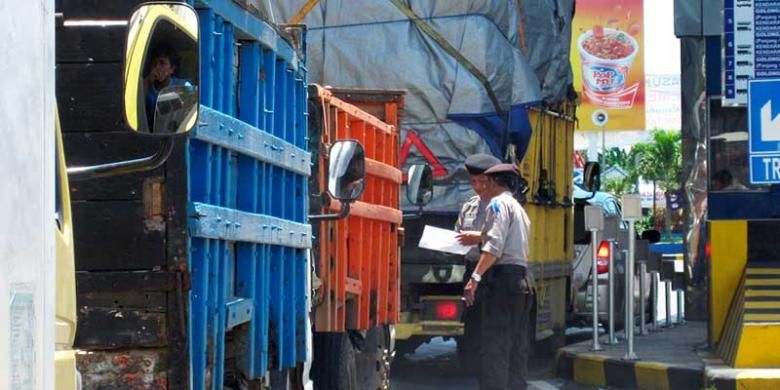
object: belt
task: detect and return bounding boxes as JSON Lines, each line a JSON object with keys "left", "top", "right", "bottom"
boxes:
{"left": 490, "top": 264, "right": 526, "bottom": 276}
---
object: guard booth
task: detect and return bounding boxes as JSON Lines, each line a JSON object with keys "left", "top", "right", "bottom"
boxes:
{"left": 706, "top": 91, "right": 780, "bottom": 368}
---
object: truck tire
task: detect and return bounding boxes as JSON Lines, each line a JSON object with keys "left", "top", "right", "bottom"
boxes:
{"left": 356, "top": 326, "right": 393, "bottom": 390}
{"left": 269, "top": 368, "right": 291, "bottom": 390}
{"left": 311, "top": 332, "right": 358, "bottom": 390}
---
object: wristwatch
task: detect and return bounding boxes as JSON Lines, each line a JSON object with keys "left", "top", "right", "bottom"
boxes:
{"left": 471, "top": 272, "right": 482, "bottom": 282}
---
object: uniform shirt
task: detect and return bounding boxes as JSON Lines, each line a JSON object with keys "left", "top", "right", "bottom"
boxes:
{"left": 454, "top": 195, "right": 488, "bottom": 262}
{"left": 481, "top": 191, "right": 531, "bottom": 267}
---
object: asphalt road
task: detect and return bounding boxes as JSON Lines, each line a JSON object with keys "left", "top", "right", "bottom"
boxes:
{"left": 390, "top": 336, "right": 596, "bottom": 390}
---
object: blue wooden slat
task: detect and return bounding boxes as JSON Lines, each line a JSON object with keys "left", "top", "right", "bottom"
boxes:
{"left": 263, "top": 50, "right": 276, "bottom": 137}
{"left": 190, "top": 203, "right": 312, "bottom": 249}
{"left": 190, "top": 238, "right": 209, "bottom": 387}
{"left": 214, "top": 16, "right": 225, "bottom": 112}
{"left": 214, "top": 241, "right": 230, "bottom": 388}
{"left": 238, "top": 43, "right": 261, "bottom": 127}
{"left": 199, "top": 9, "right": 215, "bottom": 108}
{"left": 207, "top": 237, "right": 219, "bottom": 388}
{"left": 193, "top": 107, "right": 311, "bottom": 176}
{"left": 283, "top": 246, "right": 295, "bottom": 367}
{"left": 256, "top": 161, "right": 272, "bottom": 375}
{"left": 210, "top": 143, "right": 224, "bottom": 389}
{"left": 269, "top": 245, "right": 283, "bottom": 369}
{"left": 223, "top": 23, "right": 235, "bottom": 116}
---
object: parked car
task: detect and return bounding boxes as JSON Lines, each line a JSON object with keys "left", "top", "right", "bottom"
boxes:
{"left": 570, "top": 186, "right": 652, "bottom": 329}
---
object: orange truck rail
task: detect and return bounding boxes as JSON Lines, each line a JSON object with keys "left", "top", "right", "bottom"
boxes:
{"left": 312, "top": 85, "right": 403, "bottom": 332}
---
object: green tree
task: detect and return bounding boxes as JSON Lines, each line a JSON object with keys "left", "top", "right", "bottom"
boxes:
{"left": 633, "top": 129, "right": 682, "bottom": 235}
{"left": 604, "top": 177, "right": 634, "bottom": 197}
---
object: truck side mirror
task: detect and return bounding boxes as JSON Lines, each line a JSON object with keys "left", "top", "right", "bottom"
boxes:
{"left": 403, "top": 164, "right": 433, "bottom": 219}
{"left": 406, "top": 164, "right": 433, "bottom": 206}
{"left": 583, "top": 161, "right": 601, "bottom": 192}
{"left": 328, "top": 140, "right": 366, "bottom": 202}
{"left": 124, "top": 3, "right": 200, "bottom": 135}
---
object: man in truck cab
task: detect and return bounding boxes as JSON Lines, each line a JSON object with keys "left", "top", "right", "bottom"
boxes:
{"left": 143, "top": 44, "right": 193, "bottom": 131}
{"left": 454, "top": 153, "right": 501, "bottom": 373}
{"left": 463, "top": 163, "right": 534, "bottom": 390}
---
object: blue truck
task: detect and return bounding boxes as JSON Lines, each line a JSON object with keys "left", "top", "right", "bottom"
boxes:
{"left": 56, "top": 1, "right": 415, "bottom": 388}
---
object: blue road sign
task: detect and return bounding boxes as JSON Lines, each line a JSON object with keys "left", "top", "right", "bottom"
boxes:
{"left": 748, "top": 79, "right": 780, "bottom": 184}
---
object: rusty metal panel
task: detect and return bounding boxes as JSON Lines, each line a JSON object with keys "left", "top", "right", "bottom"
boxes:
{"left": 77, "top": 349, "right": 168, "bottom": 389}
{"left": 312, "top": 86, "right": 403, "bottom": 331}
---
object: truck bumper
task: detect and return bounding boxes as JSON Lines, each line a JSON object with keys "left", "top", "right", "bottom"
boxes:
{"left": 395, "top": 311, "right": 464, "bottom": 340}
{"left": 397, "top": 295, "right": 466, "bottom": 340}
{"left": 55, "top": 349, "right": 81, "bottom": 390}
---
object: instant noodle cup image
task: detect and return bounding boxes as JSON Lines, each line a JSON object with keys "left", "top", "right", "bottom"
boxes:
{"left": 577, "top": 27, "right": 639, "bottom": 109}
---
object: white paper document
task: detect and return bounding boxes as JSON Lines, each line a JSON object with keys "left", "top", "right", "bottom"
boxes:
{"left": 417, "top": 225, "right": 472, "bottom": 255}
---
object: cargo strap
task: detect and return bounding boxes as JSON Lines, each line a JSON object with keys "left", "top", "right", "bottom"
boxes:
{"left": 388, "top": 0, "right": 502, "bottom": 113}
{"left": 289, "top": 0, "right": 320, "bottom": 24}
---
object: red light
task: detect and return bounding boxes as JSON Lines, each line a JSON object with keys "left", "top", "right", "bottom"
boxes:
{"left": 434, "top": 301, "right": 460, "bottom": 321}
{"left": 596, "top": 240, "right": 610, "bottom": 274}
{"left": 705, "top": 242, "right": 712, "bottom": 257}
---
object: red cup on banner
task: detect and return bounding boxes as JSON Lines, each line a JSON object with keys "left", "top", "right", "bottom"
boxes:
{"left": 578, "top": 27, "right": 639, "bottom": 110}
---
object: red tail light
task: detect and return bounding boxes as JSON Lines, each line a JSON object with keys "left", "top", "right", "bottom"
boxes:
{"left": 596, "top": 240, "right": 610, "bottom": 274}
{"left": 434, "top": 301, "right": 460, "bottom": 321}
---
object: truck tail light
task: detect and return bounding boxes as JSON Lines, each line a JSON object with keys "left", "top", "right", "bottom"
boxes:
{"left": 596, "top": 240, "right": 610, "bottom": 274}
{"left": 433, "top": 301, "right": 460, "bottom": 321}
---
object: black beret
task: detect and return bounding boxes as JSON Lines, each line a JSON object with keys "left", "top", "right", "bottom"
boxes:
{"left": 464, "top": 154, "right": 501, "bottom": 175}
{"left": 484, "top": 163, "right": 519, "bottom": 176}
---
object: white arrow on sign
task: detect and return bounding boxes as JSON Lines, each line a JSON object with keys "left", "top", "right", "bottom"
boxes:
{"left": 761, "top": 100, "right": 780, "bottom": 141}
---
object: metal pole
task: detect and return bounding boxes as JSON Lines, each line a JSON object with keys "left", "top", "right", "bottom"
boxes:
{"left": 650, "top": 271, "right": 659, "bottom": 332}
{"left": 623, "top": 220, "right": 638, "bottom": 360}
{"left": 607, "top": 240, "right": 618, "bottom": 344}
{"left": 677, "top": 289, "right": 686, "bottom": 325}
{"left": 638, "top": 261, "right": 647, "bottom": 335}
{"left": 665, "top": 281, "right": 673, "bottom": 328}
{"left": 591, "top": 229, "right": 603, "bottom": 351}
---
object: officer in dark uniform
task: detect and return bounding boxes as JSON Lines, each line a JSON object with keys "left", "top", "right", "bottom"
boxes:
{"left": 454, "top": 153, "right": 501, "bottom": 373}
{"left": 464, "top": 163, "right": 534, "bottom": 390}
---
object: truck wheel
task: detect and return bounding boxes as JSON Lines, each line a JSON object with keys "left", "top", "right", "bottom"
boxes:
{"left": 356, "top": 326, "right": 393, "bottom": 389}
{"left": 269, "top": 368, "right": 291, "bottom": 390}
{"left": 311, "top": 332, "right": 358, "bottom": 390}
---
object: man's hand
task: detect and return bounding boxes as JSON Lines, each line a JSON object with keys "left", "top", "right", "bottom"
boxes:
{"left": 456, "top": 231, "right": 481, "bottom": 246}
{"left": 464, "top": 278, "right": 479, "bottom": 306}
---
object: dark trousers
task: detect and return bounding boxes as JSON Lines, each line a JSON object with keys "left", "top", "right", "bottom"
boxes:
{"left": 479, "top": 265, "right": 535, "bottom": 390}
{"left": 460, "top": 261, "right": 482, "bottom": 374}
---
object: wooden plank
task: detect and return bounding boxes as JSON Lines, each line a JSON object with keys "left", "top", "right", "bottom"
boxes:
{"left": 75, "top": 307, "right": 167, "bottom": 348}
{"left": 72, "top": 200, "right": 166, "bottom": 271}
{"left": 76, "top": 271, "right": 178, "bottom": 292}
{"left": 63, "top": 132, "right": 166, "bottom": 201}
{"left": 57, "top": 25, "right": 126, "bottom": 63}
{"left": 59, "top": 0, "right": 145, "bottom": 19}
{"left": 78, "top": 291, "right": 167, "bottom": 312}
{"left": 57, "top": 63, "right": 124, "bottom": 132}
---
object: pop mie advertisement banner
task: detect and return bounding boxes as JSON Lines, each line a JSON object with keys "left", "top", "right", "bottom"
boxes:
{"left": 571, "top": 0, "right": 645, "bottom": 132}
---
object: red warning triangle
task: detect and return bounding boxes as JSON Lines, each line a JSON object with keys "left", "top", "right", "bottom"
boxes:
{"left": 400, "top": 130, "right": 448, "bottom": 178}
